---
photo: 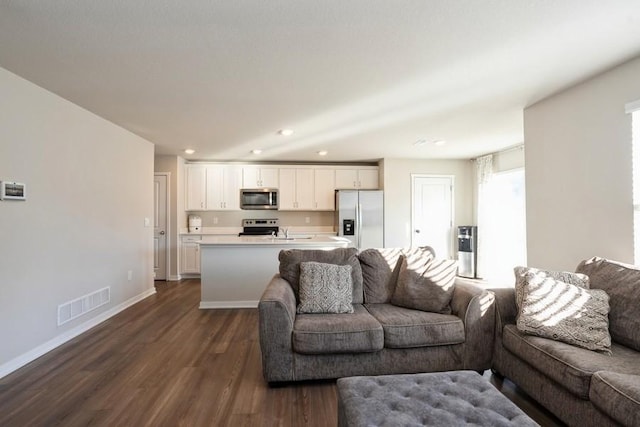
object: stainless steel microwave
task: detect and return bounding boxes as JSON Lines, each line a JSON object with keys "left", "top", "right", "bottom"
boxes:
{"left": 240, "top": 188, "right": 279, "bottom": 210}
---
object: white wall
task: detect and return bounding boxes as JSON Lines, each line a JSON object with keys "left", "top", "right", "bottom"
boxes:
{"left": 0, "top": 67, "right": 155, "bottom": 375}
{"left": 381, "top": 158, "right": 473, "bottom": 249}
{"left": 524, "top": 56, "right": 640, "bottom": 271}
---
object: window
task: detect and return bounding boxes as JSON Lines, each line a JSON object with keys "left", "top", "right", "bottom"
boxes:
{"left": 481, "top": 168, "right": 527, "bottom": 282}
{"left": 632, "top": 110, "right": 640, "bottom": 264}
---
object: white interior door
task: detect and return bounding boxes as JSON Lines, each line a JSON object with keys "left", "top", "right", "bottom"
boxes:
{"left": 154, "top": 174, "right": 168, "bottom": 280}
{"left": 411, "top": 175, "right": 454, "bottom": 258}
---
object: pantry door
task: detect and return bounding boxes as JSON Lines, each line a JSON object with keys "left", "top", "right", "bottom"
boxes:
{"left": 154, "top": 173, "right": 169, "bottom": 280}
{"left": 411, "top": 175, "right": 454, "bottom": 258}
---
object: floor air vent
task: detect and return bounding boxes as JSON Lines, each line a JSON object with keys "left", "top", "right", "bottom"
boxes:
{"left": 57, "top": 287, "right": 110, "bottom": 326}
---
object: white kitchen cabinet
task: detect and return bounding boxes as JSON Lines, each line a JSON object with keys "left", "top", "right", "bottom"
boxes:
{"left": 242, "top": 166, "right": 279, "bottom": 188}
{"left": 313, "top": 168, "right": 336, "bottom": 210}
{"left": 185, "top": 165, "right": 207, "bottom": 210}
{"left": 181, "top": 235, "right": 201, "bottom": 274}
{"left": 335, "top": 168, "right": 379, "bottom": 189}
{"left": 206, "top": 165, "right": 242, "bottom": 210}
{"left": 279, "top": 168, "right": 314, "bottom": 210}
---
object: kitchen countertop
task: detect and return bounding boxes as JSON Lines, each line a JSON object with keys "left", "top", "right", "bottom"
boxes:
{"left": 198, "top": 235, "right": 349, "bottom": 246}
{"left": 180, "top": 226, "right": 336, "bottom": 236}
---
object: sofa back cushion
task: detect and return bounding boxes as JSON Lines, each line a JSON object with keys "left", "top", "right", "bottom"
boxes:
{"left": 576, "top": 257, "right": 640, "bottom": 351}
{"left": 358, "top": 248, "right": 403, "bottom": 303}
{"left": 279, "top": 248, "right": 363, "bottom": 304}
{"left": 391, "top": 257, "right": 457, "bottom": 314}
{"left": 358, "top": 247, "right": 435, "bottom": 303}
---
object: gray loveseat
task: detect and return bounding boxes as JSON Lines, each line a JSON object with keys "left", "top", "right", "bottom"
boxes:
{"left": 258, "top": 247, "right": 496, "bottom": 383}
{"left": 492, "top": 257, "right": 640, "bottom": 427}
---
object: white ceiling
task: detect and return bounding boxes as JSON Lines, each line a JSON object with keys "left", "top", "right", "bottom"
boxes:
{"left": 1, "top": 1, "right": 640, "bottom": 162}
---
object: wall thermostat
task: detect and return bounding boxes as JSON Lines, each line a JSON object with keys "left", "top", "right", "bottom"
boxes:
{"left": 0, "top": 181, "right": 26, "bottom": 200}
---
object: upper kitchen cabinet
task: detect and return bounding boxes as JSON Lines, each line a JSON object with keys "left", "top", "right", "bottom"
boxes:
{"left": 206, "top": 165, "right": 242, "bottom": 210}
{"left": 242, "top": 166, "right": 279, "bottom": 188}
{"left": 313, "top": 168, "right": 336, "bottom": 210}
{"left": 279, "top": 168, "right": 314, "bottom": 210}
{"left": 335, "top": 167, "right": 379, "bottom": 189}
{"left": 185, "top": 165, "right": 207, "bottom": 210}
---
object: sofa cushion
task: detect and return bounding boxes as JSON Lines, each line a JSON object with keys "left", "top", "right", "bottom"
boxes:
{"left": 502, "top": 324, "right": 640, "bottom": 399}
{"left": 576, "top": 257, "right": 640, "bottom": 352}
{"left": 358, "top": 247, "right": 435, "bottom": 304}
{"left": 590, "top": 371, "right": 640, "bottom": 427}
{"left": 358, "top": 248, "right": 404, "bottom": 303}
{"left": 279, "top": 248, "right": 364, "bottom": 304}
{"left": 391, "top": 257, "right": 457, "bottom": 314}
{"left": 514, "top": 266, "right": 589, "bottom": 315}
{"left": 297, "top": 262, "right": 354, "bottom": 314}
{"left": 517, "top": 271, "right": 611, "bottom": 354}
{"left": 365, "top": 303, "right": 464, "bottom": 348}
{"left": 292, "top": 304, "right": 383, "bottom": 354}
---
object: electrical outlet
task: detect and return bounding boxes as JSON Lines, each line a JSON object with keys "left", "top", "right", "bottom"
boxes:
{"left": 213, "top": 217, "right": 218, "bottom": 224}
{"left": 127, "top": 270, "right": 133, "bottom": 281}
{"left": 305, "top": 217, "right": 310, "bottom": 224}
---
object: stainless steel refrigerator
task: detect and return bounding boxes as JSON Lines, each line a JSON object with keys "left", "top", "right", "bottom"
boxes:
{"left": 335, "top": 190, "right": 384, "bottom": 250}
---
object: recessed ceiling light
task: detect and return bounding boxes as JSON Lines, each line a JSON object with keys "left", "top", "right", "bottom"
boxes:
{"left": 413, "top": 139, "right": 427, "bottom": 146}
{"left": 433, "top": 140, "right": 447, "bottom": 146}
{"left": 184, "top": 149, "right": 195, "bottom": 154}
{"left": 251, "top": 149, "right": 263, "bottom": 155}
{"left": 278, "top": 129, "right": 294, "bottom": 136}
{"left": 317, "top": 150, "right": 328, "bottom": 156}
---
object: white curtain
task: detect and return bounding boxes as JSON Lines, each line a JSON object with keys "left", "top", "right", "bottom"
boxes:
{"left": 475, "top": 154, "right": 493, "bottom": 279}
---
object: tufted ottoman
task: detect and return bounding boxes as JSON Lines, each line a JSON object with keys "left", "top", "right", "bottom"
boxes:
{"left": 337, "top": 371, "right": 538, "bottom": 426}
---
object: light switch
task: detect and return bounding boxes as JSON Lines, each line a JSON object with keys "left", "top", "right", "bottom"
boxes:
{"left": 144, "top": 217, "right": 151, "bottom": 227}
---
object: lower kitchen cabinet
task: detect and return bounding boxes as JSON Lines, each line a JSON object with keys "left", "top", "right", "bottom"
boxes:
{"left": 181, "top": 235, "right": 201, "bottom": 275}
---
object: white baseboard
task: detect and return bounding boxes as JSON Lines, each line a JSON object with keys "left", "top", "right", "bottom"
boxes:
{"left": 0, "top": 287, "right": 157, "bottom": 380}
{"left": 167, "top": 274, "right": 181, "bottom": 281}
{"left": 199, "top": 300, "right": 258, "bottom": 309}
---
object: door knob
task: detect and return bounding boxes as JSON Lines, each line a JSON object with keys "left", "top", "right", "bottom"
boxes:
{"left": 159, "top": 231, "right": 165, "bottom": 235}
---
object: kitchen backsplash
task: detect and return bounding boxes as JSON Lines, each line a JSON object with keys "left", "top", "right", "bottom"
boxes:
{"left": 191, "top": 211, "right": 334, "bottom": 228}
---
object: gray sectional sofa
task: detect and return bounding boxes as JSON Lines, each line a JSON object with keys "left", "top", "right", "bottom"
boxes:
{"left": 258, "top": 247, "right": 496, "bottom": 383}
{"left": 492, "top": 257, "right": 640, "bottom": 427}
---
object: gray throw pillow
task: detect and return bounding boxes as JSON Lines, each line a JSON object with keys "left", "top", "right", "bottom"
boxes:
{"left": 517, "top": 270, "right": 611, "bottom": 354}
{"left": 514, "top": 266, "right": 589, "bottom": 314}
{"left": 390, "top": 256, "right": 457, "bottom": 314}
{"left": 297, "top": 262, "right": 354, "bottom": 314}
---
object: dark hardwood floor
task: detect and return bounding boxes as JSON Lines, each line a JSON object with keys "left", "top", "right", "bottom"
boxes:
{"left": 0, "top": 279, "right": 563, "bottom": 426}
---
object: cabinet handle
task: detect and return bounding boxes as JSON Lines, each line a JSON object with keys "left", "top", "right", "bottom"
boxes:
{"left": 201, "top": 201, "right": 204, "bottom": 208}
{"left": 358, "top": 181, "right": 361, "bottom": 188}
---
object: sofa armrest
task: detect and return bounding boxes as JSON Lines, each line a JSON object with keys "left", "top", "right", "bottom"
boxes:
{"left": 489, "top": 287, "right": 517, "bottom": 374}
{"left": 451, "top": 279, "right": 496, "bottom": 371}
{"left": 491, "top": 287, "right": 517, "bottom": 328}
{"left": 258, "top": 274, "right": 296, "bottom": 382}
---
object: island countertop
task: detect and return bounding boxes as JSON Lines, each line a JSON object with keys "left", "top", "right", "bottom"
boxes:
{"left": 198, "top": 235, "right": 351, "bottom": 309}
{"left": 198, "top": 235, "right": 349, "bottom": 247}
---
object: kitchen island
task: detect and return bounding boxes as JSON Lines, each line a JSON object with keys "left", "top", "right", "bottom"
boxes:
{"left": 198, "top": 235, "right": 350, "bottom": 309}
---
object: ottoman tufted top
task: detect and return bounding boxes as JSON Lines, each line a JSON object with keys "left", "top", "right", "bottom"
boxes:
{"left": 337, "top": 371, "right": 538, "bottom": 427}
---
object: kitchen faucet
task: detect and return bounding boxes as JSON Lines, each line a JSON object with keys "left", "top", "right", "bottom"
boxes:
{"left": 280, "top": 227, "right": 289, "bottom": 238}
